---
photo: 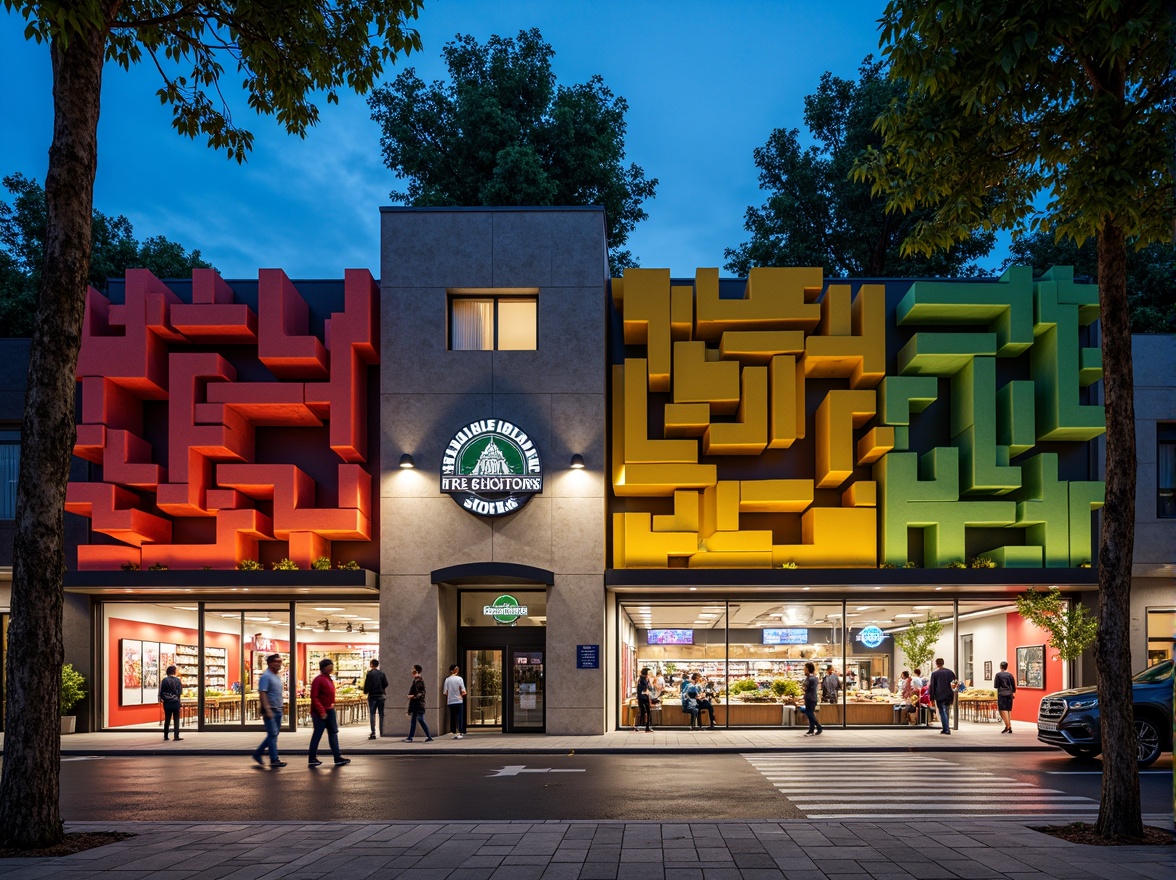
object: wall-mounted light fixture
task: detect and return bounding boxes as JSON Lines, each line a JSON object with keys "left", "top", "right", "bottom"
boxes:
{"left": 569, "top": 454, "right": 585, "bottom": 469}
{"left": 399, "top": 454, "right": 415, "bottom": 469}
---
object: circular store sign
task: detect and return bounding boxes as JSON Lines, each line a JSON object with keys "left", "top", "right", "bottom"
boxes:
{"left": 483, "top": 594, "right": 529, "bottom": 624}
{"left": 857, "top": 625, "right": 886, "bottom": 649}
{"left": 440, "top": 418, "right": 544, "bottom": 517}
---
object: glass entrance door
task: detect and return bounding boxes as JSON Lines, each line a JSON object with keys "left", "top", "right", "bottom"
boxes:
{"left": 201, "top": 605, "right": 292, "bottom": 729}
{"left": 466, "top": 649, "right": 503, "bottom": 728}
{"left": 510, "top": 649, "right": 544, "bottom": 731}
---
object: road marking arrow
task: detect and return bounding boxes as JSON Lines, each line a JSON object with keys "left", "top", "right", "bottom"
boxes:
{"left": 488, "top": 765, "right": 587, "bottom": 777}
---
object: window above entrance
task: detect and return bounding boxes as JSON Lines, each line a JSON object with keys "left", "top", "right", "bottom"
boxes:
{"left": 449, "top": 290, "right": 538, "bottom": 350}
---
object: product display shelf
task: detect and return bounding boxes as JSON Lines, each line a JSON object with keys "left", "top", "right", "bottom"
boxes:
{"left": 642, "top": 658, "right": 839, "bottom": 687}
{"left": 204, "top": 646, "right": 227, "bottom": 691}
{"left": 174, "top": 644, "right": 199, "bottom": 697}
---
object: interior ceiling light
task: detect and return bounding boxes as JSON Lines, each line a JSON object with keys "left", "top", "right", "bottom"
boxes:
{"left": 855, "top": 606, "right": 873, "bottom": 611}
{"left": 913, "top": 605, "right": 934, "bottom": 610}
{"left": 314, "top": 607, "right": 345, "bottom": 612}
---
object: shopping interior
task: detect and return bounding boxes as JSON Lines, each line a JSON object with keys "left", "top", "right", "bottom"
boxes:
{"left": 618, "top": 597, "right": 1073, "bottom": 729}
{"left": 102, "top": 601, "right": 380, "bottom": 731}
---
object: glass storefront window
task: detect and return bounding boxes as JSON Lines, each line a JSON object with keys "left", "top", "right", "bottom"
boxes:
{"left": 1146, "top": 608, "right": 1175, "bottom": 665}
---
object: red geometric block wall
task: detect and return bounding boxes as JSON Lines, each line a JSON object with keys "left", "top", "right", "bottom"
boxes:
{"left": 66, "top": 267, "right": 378, "bottom": 570}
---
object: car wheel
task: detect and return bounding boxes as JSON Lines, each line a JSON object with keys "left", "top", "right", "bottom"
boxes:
{"left": 1135, "top": 718, "right": 1162, "bottom": 768}
{"left": 1061, "top": 746, "right": 1101, "bottom": 759}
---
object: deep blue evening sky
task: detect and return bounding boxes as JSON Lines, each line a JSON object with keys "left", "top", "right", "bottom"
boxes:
{"left": 1, "top": 1, "right": 1008, "bottom": 280}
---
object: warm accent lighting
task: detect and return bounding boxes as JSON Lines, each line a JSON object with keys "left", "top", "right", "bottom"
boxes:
{"left": 399, "top": 454, "right": 415, "bottom": 469}
{"left": 569, "top": 454, "right": 585, "bottom": 469}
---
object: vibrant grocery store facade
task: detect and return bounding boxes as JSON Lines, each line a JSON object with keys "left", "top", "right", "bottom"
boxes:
{"left": 1, "top": 206, "right": 1172, "bottom": 736}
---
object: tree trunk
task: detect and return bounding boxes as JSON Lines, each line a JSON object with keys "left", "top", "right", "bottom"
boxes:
{"left": 0, "top": 22, "right": 106, "bottom": 849}
{"left": 1092, "top": 221, "right": 1142, "bottom": 839}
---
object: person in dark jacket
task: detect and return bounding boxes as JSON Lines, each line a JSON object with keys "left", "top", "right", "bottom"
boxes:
{"left": 929, "top": 657, "right": 957, "bottom": 734}
{"left": 158, "top": 665, "right": 183, "bottom": 742}
{"left": 635, "top": 667, "right": 653, "bottom": 733}
{"left": 404, "top": 664, "right": 433, "bottom": 742}
{"left": 800, "top": 662, "right": 823, "bottom": 736}
{"left": 993, "top": 660, "right": 1017, "bottom": 733}
{"left": 362, "top": 659, "right": 389, "bottom": 740}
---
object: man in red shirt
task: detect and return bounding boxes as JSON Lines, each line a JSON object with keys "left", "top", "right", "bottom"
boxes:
{"left": 308, "top": 658, "right": 350, "bottom": 767}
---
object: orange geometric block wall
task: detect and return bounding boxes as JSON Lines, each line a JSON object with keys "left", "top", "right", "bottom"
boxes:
{"left": 66, "top": 268, "right": 378, "bottom": 570}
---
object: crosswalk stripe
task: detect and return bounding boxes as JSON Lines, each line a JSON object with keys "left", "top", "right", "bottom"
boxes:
{"left": 742, "top": 752, "right": 1104, "bottom": 820}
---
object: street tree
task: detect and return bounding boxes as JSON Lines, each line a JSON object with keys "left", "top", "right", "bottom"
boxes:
{"left": 725, "top": 57, "right": 994, "bottom": 278}
{"left": 368, "top": 28, "right": 657, "bottom": 276}
{"left": 0, "top": 0, "right": 424, "bottom": 849}
{"left": 1016, "top": 587, "right": 1099, "bottom": 663}
{"left": 853, "top": 1, "right": 1173, "bottom": 839}
{"left": 1, "top": 173, "right": 213, "bottom": 337}
{"left": 892, "top": 613, "right": 943, "bottom": 674}
{"left": 1001, "top": 232, "right": 1175, "bottom": 334}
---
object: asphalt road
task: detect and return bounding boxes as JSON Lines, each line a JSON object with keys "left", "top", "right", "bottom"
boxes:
{"left": 56, "top": 751, "right": 1173, "bottom": 823}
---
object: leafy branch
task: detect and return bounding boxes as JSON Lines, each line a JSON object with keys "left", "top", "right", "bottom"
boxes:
{"left": 1015, "top": 586, "right": 1098, "bottom": 662}
{"left": 892, "top": 612, "right": 942, "bottom": 672}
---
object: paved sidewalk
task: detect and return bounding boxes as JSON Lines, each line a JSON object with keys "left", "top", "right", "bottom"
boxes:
{"left": 1, "top": 819, "right": 1171, "bottom": 880}
{"left": 5, "top": 722, "right": 1054, "bottom": 756}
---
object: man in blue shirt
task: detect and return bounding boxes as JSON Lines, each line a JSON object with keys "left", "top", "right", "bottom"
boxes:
{"left": 252, "top": 654, "right": 287, "bottom": 767}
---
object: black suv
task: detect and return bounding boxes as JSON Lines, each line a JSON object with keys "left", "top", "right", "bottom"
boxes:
{"left": 1037, "top": 659, "right": 1173, "bottom": 767}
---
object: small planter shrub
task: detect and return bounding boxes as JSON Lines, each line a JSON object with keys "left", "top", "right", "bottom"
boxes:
{"left": 969, "top": 555, "right": 997, "bottom": 569}
{"left": 336, "top": 560, "right": 361, "bottom": 571}
{"left": 237, "top": 559, "right": 263, "bottom": 571}
{"left": 946, "top": 560, "right": 967, "bottom": 569}
{"left": 311, "top": 556, "right": 332, "bottom": 571}
{"left": 148, "top": 562, "right": 168, "bottom": 571}
{"left": 272, "top": 558, "right": 299, "bottom": 571}
{"left": 61, "top": 663, "right": 87, "bottom": 716}
{"left": 120, "top": 562, "right": 141, "bottom": 571}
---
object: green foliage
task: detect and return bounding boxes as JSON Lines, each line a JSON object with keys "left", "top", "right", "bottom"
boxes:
{"left": 0, "top": 173, "right": 212, "bottom": 337}
{"left": 367, "top": 28, "right": 657, "bottom": 277}
{"left": 770, "top": 678, "right": 803, "bottom": 699}
{"left": 892, "top": 612, "right": 942, "bottom": 672}
{"left": 5, "top": 1, "right": 426, "bottom": 163}
{"left": 236, "top": 559, "right": 263, "bottom": 572}
{"left": 311, "top": 556, "right": 332, "bottom": 571}
{"left": 147, "top": 562, "right": 168, "bottom": 571}
{"left": 946, "top": 560, "right": 966, "bottom": 569}
{"left": 272, "top": 558, "right": 299, "bottom": 571}
{"left": 779, "top": 561, "right": 797, "bottom": 569}
{"left": 725, "top": 57, "right": 994, "bottom": 277}
{"left": 969, "top": 556, "right": 996, "bottom": 569}
{"left": 854, "top": 2, "right": 1173, "bottom": 256}
{"left": 119, "top": 562, "right": 140, "bottom": 572}
{"left": 335, "top": 560, "right": 361, "bottom": 571}
{"left": 1015, "top": 586, "right": 1098, "bottom": 662}
{"left": 60, "top": 664, "right": 86, "bottom": 716}
{"left": 1001, "top": 232, "right": 1175, "bottom": 334}
{"left": 727, "top": 679, "right": 759, "bottom": 695}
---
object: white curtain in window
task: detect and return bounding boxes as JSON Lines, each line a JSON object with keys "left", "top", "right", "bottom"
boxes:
{"left": 452, "top": 299, "right": 494, "bottom": 350}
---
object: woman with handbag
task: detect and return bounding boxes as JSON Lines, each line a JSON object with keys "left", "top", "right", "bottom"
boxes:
{"left": 994, "top": 660, "right": 1017, "bottom": 733}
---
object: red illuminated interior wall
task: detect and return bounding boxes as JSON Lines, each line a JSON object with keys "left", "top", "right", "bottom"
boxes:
{"left": 1005, "top": 612, "right": 1064, "bottom": 722}
{"left": 106, "top": 618, "right": 240, "bottom": 728}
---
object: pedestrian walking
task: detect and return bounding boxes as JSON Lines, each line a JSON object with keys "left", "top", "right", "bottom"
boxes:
{"left": 252, "top": 653, "right": 286, "bottom": 767}
{"left": 362, "top": 659, "right": 389, "bottom": 740}
{"left": 404, "top": 664, "right": 433, "bottom": 742}
{"left": 800, "top": 661, "right": 823, "bottom": 735}
{"left": 822, "top": 665, "right": 841, "bottom": 703}
{"left": 994, "top": 660, "right": 1017, "bottom": 733}
{"left": 443, "top": 664, "right": 467, "bottom": 739}
{"left": 308, "top": 658, "right": 350, "bottom": 766}
{"left": 929, "top": 657, "right": 957, "bottom": 734}
{"left": 635, "top": 666, "right": 653, "bottom": 732}
{"left": 158, "top": 664, "right": 183, "bottom": 742}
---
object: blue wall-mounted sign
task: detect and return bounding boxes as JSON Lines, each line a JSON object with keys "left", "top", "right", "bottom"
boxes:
{"left": 576, "top": 645, "right": 600, "bottom": 669}
{"left": 857, "top": 625, "right": 886, "bottom": 649}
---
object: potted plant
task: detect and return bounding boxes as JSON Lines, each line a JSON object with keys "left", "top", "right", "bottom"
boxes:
{"left": 61, "top": 663, "right": 86, "bottom": 734}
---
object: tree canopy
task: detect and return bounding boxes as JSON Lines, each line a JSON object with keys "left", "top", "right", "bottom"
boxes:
{"left": 725, "top": 57, "right": 994, "bottom": 278}
{"left": 854, "top": 0, "right": 1173, "bottom": 841}
{"left": 0, "top": 173, "right": 213, "bottom": 337}
{"left": 368, "top": 28, "right": 657, "bottom": 276}
{"left": 1001, "top": 232, "right": 1175, "bottom": 334}
{"left": 1, "top": 0, "right": 425, "bottom": 850}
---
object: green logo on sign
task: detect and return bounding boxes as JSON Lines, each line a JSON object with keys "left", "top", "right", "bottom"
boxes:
{"left": 483, "top": 594, "right": 528, "bottom": 624}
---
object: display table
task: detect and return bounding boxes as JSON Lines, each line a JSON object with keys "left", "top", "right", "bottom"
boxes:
{"left": 788, "top": 701, "right": 902, "bottom": 725}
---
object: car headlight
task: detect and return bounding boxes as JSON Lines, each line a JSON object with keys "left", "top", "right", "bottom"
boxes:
{"left": 1068, "top": 697, "right": 1098, "bottom": 709}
